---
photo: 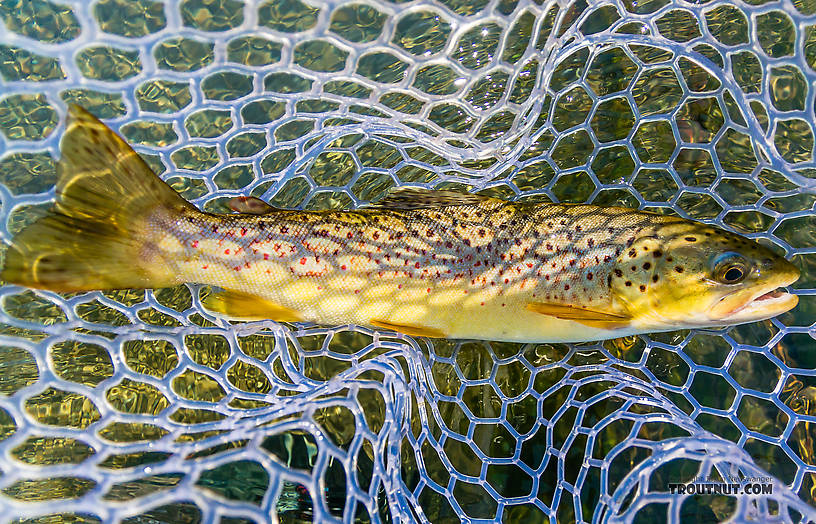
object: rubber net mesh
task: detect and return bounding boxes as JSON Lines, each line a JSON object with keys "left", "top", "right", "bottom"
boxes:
{"left": 0, "top": 0, "right": 815, "bottom": 522}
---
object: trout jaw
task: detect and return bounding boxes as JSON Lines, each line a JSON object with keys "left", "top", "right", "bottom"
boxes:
{"left": 711, "top": 287, "right": 798, "bottom": 324}
{"left": 708, "top": 267, "right": 799, "bottom": 325}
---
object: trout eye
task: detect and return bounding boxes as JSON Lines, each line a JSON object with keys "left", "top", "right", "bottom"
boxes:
{"left": 722, "top": 266, "right": 745, "bottom": 283}
{"left": 713, "top": 252, "right": 749, "bottom": 284}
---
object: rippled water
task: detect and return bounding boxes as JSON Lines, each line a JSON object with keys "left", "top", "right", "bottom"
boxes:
{"left": 1, "top": 0, "right": 816, "bottom": 522}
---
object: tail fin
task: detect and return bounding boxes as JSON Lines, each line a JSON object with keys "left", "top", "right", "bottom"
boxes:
{"left": 2, "top": 105, "right": 194, "bottom": 292}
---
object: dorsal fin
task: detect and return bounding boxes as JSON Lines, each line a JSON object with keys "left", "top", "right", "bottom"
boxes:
{"left": 369, "top": 188, "right": 499, "bottom": 210}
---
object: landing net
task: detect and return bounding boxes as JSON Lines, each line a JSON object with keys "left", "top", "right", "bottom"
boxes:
{"left": 0, "top": 0, "right": 815, "bottom": 522}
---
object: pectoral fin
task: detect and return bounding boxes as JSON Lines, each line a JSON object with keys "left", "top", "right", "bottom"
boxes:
{"left": 527, "top": 302, "right": 631, "bottom": 329}
{"left": 370, "top": 318, "right": 446, "bottom": 338}
{"left": 203, "top": 289, "right": 302, "bottom": 322}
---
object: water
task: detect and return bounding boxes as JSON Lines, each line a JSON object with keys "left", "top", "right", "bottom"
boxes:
{"left": 0, "top": 0, "right": 815, "bottom": 522}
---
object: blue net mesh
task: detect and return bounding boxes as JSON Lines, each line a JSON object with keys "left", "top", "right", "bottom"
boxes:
{"left": 0, "top": 0, "right": 815, "bottom": 522}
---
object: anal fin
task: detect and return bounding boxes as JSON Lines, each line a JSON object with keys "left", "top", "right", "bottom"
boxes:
{"left": 203, "top": 289, "right": 302, "bottom": 322}
{"left": 370, "top": 318, "right": 446, "bottom": 338}
{"left": 527, "top": 302, "right": 631, "bottom": 329}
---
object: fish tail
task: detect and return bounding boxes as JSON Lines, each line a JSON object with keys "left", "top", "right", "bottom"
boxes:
{"left": 2, "top": 105, "right": 195, "bottom": 292}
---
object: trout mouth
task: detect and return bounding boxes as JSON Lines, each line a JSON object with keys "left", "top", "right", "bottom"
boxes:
{"left": 753, "top": 288, "right": 788, "bottom": 302}
{"left": 713, "top": 278, "right": 799, "bottom": 324}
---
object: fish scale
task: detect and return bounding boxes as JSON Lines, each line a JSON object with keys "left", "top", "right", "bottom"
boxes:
{"left": 157, "top": 200, "right": 678, "bottom": 341}
{"left": 1, "top": 106, "right": 799, "bottom": 343}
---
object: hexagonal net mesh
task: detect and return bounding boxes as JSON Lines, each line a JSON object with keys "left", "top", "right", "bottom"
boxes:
{"left": 0, "top": 0, "right": 815, "bottom": 522}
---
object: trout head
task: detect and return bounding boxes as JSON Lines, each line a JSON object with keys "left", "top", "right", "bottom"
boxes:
{"left": 610, "top": 223, "right": 799, "bottom": 330}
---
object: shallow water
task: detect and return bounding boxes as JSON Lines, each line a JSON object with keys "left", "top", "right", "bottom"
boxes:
{"left": 0, "top": 0, "right": 815, "bottom": 522}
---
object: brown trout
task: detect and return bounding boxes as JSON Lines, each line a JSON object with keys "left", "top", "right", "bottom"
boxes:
{"left": 1, "top": 106, "right": 800, "bottom": 342}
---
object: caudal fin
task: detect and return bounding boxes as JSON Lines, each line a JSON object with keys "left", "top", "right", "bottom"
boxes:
{"left": 2, "top": 105, "right": 194, "bottom": 292}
